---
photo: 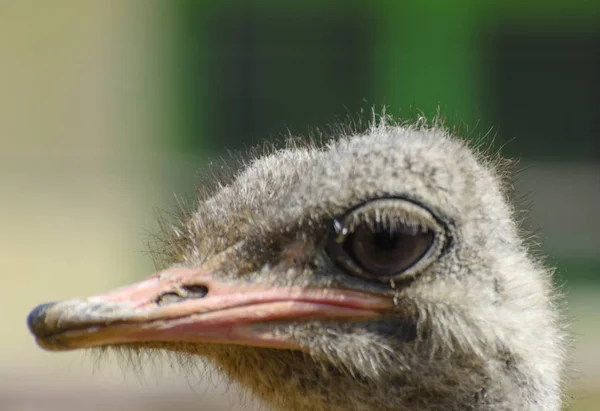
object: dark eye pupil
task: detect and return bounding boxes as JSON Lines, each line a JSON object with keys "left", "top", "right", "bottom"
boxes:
{"left": 373, "top": 232, "right": 397, "bottom": 251}
{"left": 347, "top": 226, "right": 433, "bottom": 277}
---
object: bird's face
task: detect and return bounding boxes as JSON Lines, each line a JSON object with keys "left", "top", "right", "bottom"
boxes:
{"left": 28, "top": 126, "right": 531, "bottom": 408}
{"left": 27, "top": 196, "right": 447, "bottom": 355}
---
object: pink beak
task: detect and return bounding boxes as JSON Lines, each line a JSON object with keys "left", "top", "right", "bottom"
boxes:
{"left": 28, "top": 265, "right": 392, "bottom": 352}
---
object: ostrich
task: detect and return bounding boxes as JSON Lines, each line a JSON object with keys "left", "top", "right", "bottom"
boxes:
{"left": 27, "top": 121, "right": 565, "bottom": 410}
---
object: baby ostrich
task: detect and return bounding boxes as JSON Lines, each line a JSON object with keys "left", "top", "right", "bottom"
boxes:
{"left": 28, "top": 122, "right": 565, "bottom": 410}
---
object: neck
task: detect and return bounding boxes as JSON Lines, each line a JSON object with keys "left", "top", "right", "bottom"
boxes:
{"left": 206, "top": 346, "right": 539, "bottom": 411}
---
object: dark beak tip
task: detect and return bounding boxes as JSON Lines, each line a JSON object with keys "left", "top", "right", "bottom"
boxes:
{"left": 27, "top": 302, "right": 56, "bottom": 336}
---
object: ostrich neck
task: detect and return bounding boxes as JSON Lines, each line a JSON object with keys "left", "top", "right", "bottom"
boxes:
{"left": 204, "top": 346, "right": 529, "bottom": 411}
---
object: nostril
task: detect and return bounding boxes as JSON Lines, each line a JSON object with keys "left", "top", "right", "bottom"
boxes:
{"left": 181, "top": 285, "right": 209, "bottom": 299}
{"left": 156, "top": 292, "right": 185, "bottom": 305}
{"left": 155, "top": 285, "right": 209, "bottom": 306}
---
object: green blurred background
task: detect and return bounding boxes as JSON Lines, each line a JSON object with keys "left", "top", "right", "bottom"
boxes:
{"left": 1, "top": 1, "right": 598, "bottom": 410}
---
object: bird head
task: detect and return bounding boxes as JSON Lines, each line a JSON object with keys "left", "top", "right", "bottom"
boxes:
{"left": 27, "top": 124, "right": 564, "bottom": 410}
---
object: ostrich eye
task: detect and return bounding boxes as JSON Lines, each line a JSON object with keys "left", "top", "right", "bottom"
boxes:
{"left": 327, "top": 198, "right": 445, "bottom": 281}
{"left": 347, "top": 225, "right": 434, "bottom": 277}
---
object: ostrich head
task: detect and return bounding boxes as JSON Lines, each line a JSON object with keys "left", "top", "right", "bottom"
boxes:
{"left": 28, "top": 122, "right": 565, "bottom": 411}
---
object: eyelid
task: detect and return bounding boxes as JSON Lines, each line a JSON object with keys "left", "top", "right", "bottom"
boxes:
{"left": 341, "top": 200, "right": 440, "bottom": 235}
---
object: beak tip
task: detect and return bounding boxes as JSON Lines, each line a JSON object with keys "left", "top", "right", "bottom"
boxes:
{"left": 27, "top": 302, "right": 56, "bottom": 337}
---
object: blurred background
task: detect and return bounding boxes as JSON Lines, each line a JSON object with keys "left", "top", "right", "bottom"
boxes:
{"left": 1, "top": 1, "right": 598, "bottom": 410}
